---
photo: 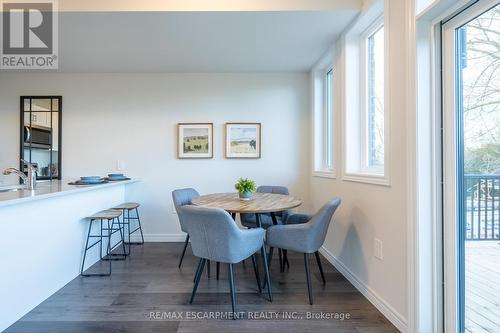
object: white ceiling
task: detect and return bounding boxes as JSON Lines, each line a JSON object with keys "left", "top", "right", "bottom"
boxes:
{"left": 58, "top": 11, "right": 359, "bottom": 73}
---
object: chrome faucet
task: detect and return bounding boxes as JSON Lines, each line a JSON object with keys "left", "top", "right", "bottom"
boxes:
{"left": 3, "top": 160, "right": 37, "bottom": 190}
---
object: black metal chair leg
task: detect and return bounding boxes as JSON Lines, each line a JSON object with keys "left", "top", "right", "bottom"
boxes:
{"left": 125, "top": 212, "right": 131, "bottom": 254}
{"left": 135, "top": 208, "right": 145, "bottom": 244}
{"left": 251, "top": 254, "right": 262, "bottom": 293}
{"left": 284, "top": 250, "right": 290, "bottom": 269}
{"left": 207, "top": 260, "right": 211, "bottom": 278}
{"left": 193, "top": 256, "right": 202, "bottom": 283}
{"left": 178, "top": 234, "right": 189, "bottom": 268}
{"left": 80, "top": 219, "right": 94, "bottom": 275}
{"left": 190, "top": 258, "right": 206, "bottom": 304}
{"left": 99, "top": 219, "right": 103, "bottom": 260}
{"left": 106, "top": 220, "right": 112, "bottom": 273}
{"left": 216, "top": 262, "right": 220, "bottom": 280}
{"left": 268, "top": 247, "right": 274, "bottom": 267}
{"left": 262, "top": 247, "right": 274, "bottom": 290}
{"left": 270, "top": 212, "right": 284, "bottom": 272}
{"left": 261, "top": 245, "right": 273, "bottom": 302}
{"left": 104, "top": 218, "right": 126, "bottom": 260}
{"left": 315, "top": 251, "right": 326, "bottom": 284}
{"left": 228, "top": 263, "right": 236, "bottom": 318}
{"left": 278, "top": 248, "right": 283, "bottom": 272}
{"left": 304, "top": 253, "right": 313, "bottom": 305}
{"left": 117, "top": 217, "right": 128, "bottom": 256}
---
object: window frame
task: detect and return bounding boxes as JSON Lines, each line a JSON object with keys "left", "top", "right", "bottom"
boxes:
{"left": 325, "top": 67, "right": 334, "bottom": 171}
{"left": 343, "top": 10, "right": 390, "bottom": 187}
{"left": 312, "top": 51, "right": 336, "bottom": 179}
{"left": 360, "top": 19, "right": 385, "bottom": 175}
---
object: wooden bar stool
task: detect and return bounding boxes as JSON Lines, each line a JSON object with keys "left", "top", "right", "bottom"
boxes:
{"left": 112, "top": 202, "right": 144, "bottom": 255}
{"left": 80, "top": 209, "right": 127, "bottom": 277}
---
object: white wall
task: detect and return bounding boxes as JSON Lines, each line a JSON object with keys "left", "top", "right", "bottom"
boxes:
{"left": 311, "top": 0, "right": 409, "bottom": 331}
{"left": 0, "top": 73, "right": 311, "bottom": 238}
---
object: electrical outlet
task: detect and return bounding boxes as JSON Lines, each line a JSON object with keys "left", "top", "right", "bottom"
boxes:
{"left": 374, "top": 238, "right": 383, "bottom": 260}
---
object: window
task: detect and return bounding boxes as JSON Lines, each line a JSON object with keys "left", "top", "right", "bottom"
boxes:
{"left": 344, "top": 14, "right": 389, "bottom": 185}
{"left": 325, "top": 68, "right": 334, "bottom": 170}
{"left": 312, "top": 56, "right": 335, "bottom": 178}
{"left": 365, "top": 25, "right": 384, "bottom": 170}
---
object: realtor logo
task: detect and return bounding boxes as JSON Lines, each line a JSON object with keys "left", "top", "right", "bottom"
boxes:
{"left": 1, "top": 0, "right": 58, "bottom": 69}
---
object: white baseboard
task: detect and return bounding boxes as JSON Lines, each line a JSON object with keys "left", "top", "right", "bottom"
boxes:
{"left": 130, "top": 233, "right": 187, "bottom": 242}
{"left": 320, "top": 246, "right": 407, "bottom": 333}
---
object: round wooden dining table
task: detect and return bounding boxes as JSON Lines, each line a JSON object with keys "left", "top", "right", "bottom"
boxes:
{"left": 192, "top": 192, "right": 302, "bottom": 274}
{"left": 191, "top": 192, "right": 302, "bottom": 227}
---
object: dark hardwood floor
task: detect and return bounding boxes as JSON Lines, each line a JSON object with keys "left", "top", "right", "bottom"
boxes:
{"left": 5, "top": 243, "right": 398, "bottom": 333}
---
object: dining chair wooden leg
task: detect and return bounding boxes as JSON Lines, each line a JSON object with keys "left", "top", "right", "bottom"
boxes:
{"left": 261, "top": 244, "right": 273, "bottom": 302}
{"left": 179, "top": 234, "right": 190, "bottom": 268}
{"left": 315, "top": 251, "right": 326, "bottom": 284}
{"left": 251, "top": 254, "right": 262, "bottom": 293}
{"left": 304, "top": 253, "right": 313, "bottom": 305}
{"left": 216, "top": 262, "right": 220, "bottom": 280}
{"left": 190, "top": 258, "right": 206, "bottom": 304}
{"left": 228, "top": 263, "right": 236, "bottom": 318}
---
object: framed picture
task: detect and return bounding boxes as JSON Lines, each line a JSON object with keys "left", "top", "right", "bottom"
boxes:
{"left": 225, "top": 123, "right": 261, "bottom": 159}
{"left": 177, "top": 123, "right": 213, "bottom": 159}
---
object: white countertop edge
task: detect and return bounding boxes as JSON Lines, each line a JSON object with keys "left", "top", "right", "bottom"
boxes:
{"left": 0, "top": 179, "right": 140, "bottom": 208}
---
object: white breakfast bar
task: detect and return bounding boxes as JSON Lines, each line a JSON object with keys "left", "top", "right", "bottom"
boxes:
{"left": 0, "top": 179, "right": 139, "bottom": 331}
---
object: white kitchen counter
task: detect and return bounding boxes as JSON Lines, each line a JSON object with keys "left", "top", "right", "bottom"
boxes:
{"left": 0, "top": 178, "right": 140, "bottom": 331}
{"left": 0, "top": 179, "right": 138, "bottom": 208}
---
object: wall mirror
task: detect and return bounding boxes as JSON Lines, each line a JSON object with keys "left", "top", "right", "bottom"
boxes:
{"left": 20, "top": 96, "right": 62, "bottom": 180}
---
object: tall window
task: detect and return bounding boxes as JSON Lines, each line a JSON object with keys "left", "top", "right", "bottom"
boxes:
{"left": 344, "top": 14, "right": 388, "bottom": 185}
{"left": 325, "top": 68, "right": 334, "bottom": 170}
{"left": 364, "top": 24, "right": 384, "bottom": 170}
{"left": 313, "top": 61, "right": 335, "bottom": 178}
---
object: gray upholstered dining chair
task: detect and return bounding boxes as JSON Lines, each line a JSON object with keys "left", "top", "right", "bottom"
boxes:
{"left": 266, "top": 197, "right": 341, "bottom": 305}
{"left": 181, "top": 205, "right": 272, "bottom": 315}
{"left": 240, "top": 185, "right": 290, "bottom": 229}
{"left": 240, "top": 185, "right": 291, "bottom": 271}
{"left": 172, "top": 188, "right": 200, "bottom": 268}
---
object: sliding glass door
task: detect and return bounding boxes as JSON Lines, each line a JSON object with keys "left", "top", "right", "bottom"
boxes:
{"left": 442, "top": 1, "right": 500, "bottom": 332}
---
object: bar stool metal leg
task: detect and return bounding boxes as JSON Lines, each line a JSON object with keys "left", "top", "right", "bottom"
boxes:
{"left": 81, "top": 218, "right": 111, "bottom": 277}
{"left": 102, "top": 217, "right": 127, "bottom": 261}
{"left": 122, "top": 207, "right": 144, "bottom": 246}
{"left": 135, "top": 208, "right": 145, "bottom": 244}
{"left": 115, "top": 216, "right": 129, "bottom": 256}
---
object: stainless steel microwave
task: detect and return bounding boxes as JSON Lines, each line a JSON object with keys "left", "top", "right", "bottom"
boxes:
{"left": 24, "top": 125, "right": 52, "bottom": 149}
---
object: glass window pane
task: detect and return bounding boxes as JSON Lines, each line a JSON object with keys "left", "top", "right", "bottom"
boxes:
{"left": 23, "top": 98, "right": 31, "bottom": 112}
{"left": 367, "top": 26, "right": 384, "bottom": 167}
{"left": 52, "top": 98, "right": 59, "bottom": 111}
{"left": 31, "top": 99, "right": 52, "bottom": 111}
{"left": 326, "top": 69, "right": 334, "bottom": 169}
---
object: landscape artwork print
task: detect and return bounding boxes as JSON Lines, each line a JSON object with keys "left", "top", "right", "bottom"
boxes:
{"left": 178, "top": 123, "right": 213, "bottom": 159}
{"left": 225, "top": 123, "right": 261, "bottom": 159}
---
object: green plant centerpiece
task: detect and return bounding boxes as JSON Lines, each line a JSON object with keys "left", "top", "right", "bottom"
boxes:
{"left": 235, "top": 178, "right": 257, "bottom": 201}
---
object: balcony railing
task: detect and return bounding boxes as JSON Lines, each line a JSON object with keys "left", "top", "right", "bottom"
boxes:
{"left": 465, "top": 174, "right": 500, "bottom": 240}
